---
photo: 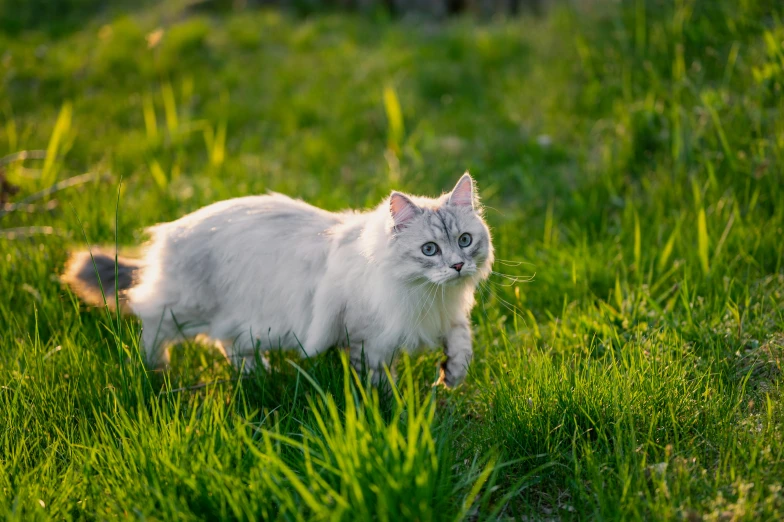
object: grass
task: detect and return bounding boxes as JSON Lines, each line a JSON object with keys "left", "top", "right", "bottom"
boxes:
{"left": 1, "top": 0, "right": 784, "bottom": 519}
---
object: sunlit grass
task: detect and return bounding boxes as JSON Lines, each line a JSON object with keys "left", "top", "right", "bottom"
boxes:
{"left": 1, "top": 0, "right": 784, "bottom": 519}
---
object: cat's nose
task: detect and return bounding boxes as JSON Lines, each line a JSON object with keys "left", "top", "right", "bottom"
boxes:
{"left": 451, "top": 262, "right": 464, "bottom": 273}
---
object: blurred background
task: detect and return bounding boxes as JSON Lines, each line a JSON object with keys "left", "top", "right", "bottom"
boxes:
{"left": 3, "top": 1, "right": 784, "bottom": 518}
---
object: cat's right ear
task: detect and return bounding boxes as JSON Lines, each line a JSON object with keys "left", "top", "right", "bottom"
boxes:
{"left": 448, "top": 172, "right": 475, "bottom": 209}
{"left": 390, "top": 192, "right": 420, "bottom": 231}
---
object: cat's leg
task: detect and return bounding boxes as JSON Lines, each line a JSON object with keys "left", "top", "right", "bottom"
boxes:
{"left": 302, "top": 287, "right": 341, "bottom": 358}
{"left": 194, "top": 333, "right": 230, "bottom": 362}
{"left": 222, "top": 340, "right": 270, "bottom": 373}
{"left": 349, "top": 341, "right": 395, "bottom": 385}
{"left": 435, "top": 321, "right": 473, "bottom": 388}
{"left": 206, "top": 323, "right": 266, "bottom": 372}
{"left": 138, "top": 305, "right": 210, "bottom": 370}
{"left": 194, "top": 334, "right": 266, "bottom": 372}
{"left": 139, "top": 310, "right": 178, "bottom": 369}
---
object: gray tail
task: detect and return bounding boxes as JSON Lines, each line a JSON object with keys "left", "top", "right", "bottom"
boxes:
{"left": 61, "top": 249, "right": 141, "bottom": 312}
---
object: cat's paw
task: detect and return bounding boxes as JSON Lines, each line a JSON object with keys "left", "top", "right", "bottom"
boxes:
{"left": 433, "top": 365, "right": 448, "bottom": 388}
{"left": 433, "top": 363, "right": 464, "bottom": 389}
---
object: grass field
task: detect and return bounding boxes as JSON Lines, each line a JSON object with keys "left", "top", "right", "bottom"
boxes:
{"left": 2, "top": 0, "right": 784, "bottom": 519}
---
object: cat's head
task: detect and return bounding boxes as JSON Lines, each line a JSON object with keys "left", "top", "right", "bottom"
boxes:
{"left": 386, "top": 173, "right": 493, "bottom": 286}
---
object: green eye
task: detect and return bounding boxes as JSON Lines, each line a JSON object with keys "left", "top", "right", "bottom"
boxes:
{"left": 458, "top": 233, "right": 472, "bottom": 248}
{"left": 421, "top": 242, "right": 439, "bottom": 256}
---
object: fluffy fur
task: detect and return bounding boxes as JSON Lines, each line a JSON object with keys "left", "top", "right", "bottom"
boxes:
{"left": 63, "top": 173, "right": 494, "bottom": 386}
{"left": 61, "top": 249, "right": 140, "bottom": 313}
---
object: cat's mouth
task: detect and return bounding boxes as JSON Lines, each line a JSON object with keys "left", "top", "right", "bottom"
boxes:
{"left": 438, "top": 270, "right": 475, "bottom": 285}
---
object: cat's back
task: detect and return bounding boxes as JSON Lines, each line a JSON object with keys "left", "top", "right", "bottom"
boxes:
{"left": 149, "top": 193, "right": 342, "bottom": 249}
{"left": 146, "top": 193, "right": 346, "bottom": 282}
{"left": 137, "top": 192, "right": 345, "bottom": 308}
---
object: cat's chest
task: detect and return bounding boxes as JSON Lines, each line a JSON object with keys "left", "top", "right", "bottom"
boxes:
{"left": 406, "top": 289, "right": 454, "bottom": 331}
{"left": 377, "top": 285, "right": 468, "bottom": 345}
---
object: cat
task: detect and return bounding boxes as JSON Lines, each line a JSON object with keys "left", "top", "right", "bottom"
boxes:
{"left": 62, "top": 173, "right": 494, "bottom": 387}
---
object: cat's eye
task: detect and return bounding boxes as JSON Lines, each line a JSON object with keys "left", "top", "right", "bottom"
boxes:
{"left": 458, "top": 233, "right": 472, "bottom": 248}
{"left": 421, "top": 242, "right": 439, "bottom": 256}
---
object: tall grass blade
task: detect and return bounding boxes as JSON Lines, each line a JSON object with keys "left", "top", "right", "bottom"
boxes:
{"left": 697, "top": 208, "right": 710, "bottom": 274}
{"left": 161, "top": 82, "right": 179, "bottom": 137}
{"left": 658, "top": 222, "right": 679, "bottom": 271}
{"left": 142, "top": 93, "right": 158, "bottom": 141}
{"left": 149, "top": 160, "right": 168, "bottom": 190}
{"left": 41, "top": 102, "right": 72, "bottom": 190}
{"left": 383, "top": 85, "right": 404, "bottom": 154}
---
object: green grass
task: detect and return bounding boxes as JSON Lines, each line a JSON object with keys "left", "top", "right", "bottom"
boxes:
{"left": 2, "top": 0, "right": 784, "bottom": 519}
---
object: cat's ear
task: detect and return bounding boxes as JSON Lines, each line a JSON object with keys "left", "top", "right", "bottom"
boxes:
{"left": 448, "top": 172, "right": 475, "bottom": 209}
{"left": 390, "top": 192, "right": 421, "bottom": 230}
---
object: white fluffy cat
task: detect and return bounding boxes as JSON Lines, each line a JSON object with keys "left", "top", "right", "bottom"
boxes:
{"left": 63, "top": 173, "right": 494, "bottom": 387}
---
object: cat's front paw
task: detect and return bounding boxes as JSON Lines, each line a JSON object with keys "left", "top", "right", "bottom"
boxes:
{"left": 433, "top": 362, "right": 465, "bottom": 389}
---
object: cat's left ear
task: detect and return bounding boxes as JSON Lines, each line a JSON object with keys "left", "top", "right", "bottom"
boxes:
{"left": 390, "top": 192, "right": 421, "bottom": 231}
{"left": 448, "top": 172, "right": 475, "bottom": 209}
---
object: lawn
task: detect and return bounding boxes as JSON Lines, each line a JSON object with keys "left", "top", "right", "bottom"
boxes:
{"left": 1, "top": 0, "right": 783, "bottom": 519}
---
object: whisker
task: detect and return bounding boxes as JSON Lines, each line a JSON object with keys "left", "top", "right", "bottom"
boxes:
{"left": 423, "top": 287, "right": 439, "bottom": 323}
{"left": 422, "top": 284, "right": 440, "bottom": 326}
{"left": 490, "top": 271, "right": 536, "bottom": 284}
{"left": 491, "top": 293, "right": 525, "bottom": 321}
{"left": 486, "top": 279, "right": 530, "bottom": 294}
{"left": 404, "top": 279, "right": 431, "bottom": 297}
{"left": 407, "top": 280, "right": 433, "bottom": 311}
{"left": 412, "top": 282, "right": 433, "bottom": 311}
{"left": 476, "top": 279, "right": 491, "bottom": 320}
{"left": 401, "top": 274, "right": 428, "bottom": 285}
{"left": 479, "top": 281, "right": 528, "bottom": 321}
{"left": 489, "top": 279, "right": 522, "bottom": 288}
{"left": 481, "top": 205, "right": 506, "bottom": 216}
{"left": 495, "top": 258, "right": 536, "bottom": 268}
{"left": 412, "top": 288, "right": 432, "bottom": 330}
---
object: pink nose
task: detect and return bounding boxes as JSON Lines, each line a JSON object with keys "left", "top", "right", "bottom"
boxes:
{"left": 451, "top": 262, "right": 464, "bottom": 272}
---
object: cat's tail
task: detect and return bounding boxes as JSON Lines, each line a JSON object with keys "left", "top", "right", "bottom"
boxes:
{"left": 61, "top": 249, "right": 141, "bottom": 313}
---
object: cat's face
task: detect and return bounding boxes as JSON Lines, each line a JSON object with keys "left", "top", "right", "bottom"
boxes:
{"left": 388, "top": 174, "right": 493, "bottom": 286}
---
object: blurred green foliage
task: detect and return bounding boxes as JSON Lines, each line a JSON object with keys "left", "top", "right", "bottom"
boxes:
{"left": 2, "top": 0, "right": 784, "bottom": 519}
